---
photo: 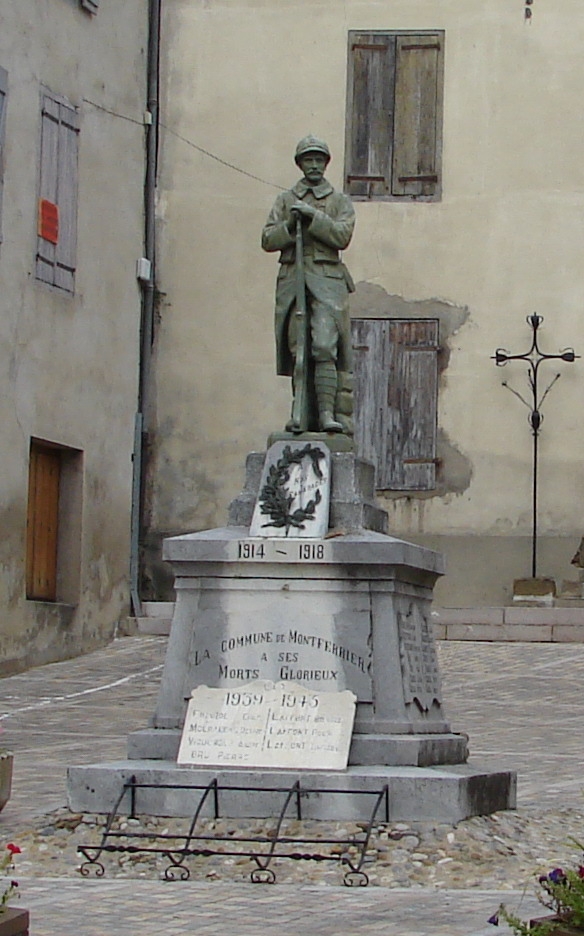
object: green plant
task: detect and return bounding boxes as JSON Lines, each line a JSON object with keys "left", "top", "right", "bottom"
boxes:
{"left": 0, "top": 843, "right": 20, "bottom": 912}
{"left": 490, "top": 842, "right": 584, "bottom": 934}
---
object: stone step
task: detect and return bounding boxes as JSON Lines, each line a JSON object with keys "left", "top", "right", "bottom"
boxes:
{"left": 142, "top": 601, "right": 175, "bottom": 617}
{"left": 134, "top": 601, "right": 174, "bottom": 636}
{"left": 124, "top": 599, "right": 584, "bottom": 643}
{"left": 432, "top": 607, "right": 584, "bottom": 643}
{"left": 129, "top": 603, "right": 584, "bottom": 642}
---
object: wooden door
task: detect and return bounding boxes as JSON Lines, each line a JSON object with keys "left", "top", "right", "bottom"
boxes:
{"left": 26, "top": 444, "right": 61, "bottom": 600}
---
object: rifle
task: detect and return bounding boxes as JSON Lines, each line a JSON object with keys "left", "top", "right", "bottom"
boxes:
{"left": 290, "top": 214, "right": 310, "bottom": 432}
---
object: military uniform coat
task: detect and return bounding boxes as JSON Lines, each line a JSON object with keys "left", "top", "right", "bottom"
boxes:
{"left": 262, "top": 178, "right": 355, "bottom": 377}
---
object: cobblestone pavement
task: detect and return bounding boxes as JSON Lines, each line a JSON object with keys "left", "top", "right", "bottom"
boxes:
{"left": 20, "top": 878, "right": 541, "bottom": 936}
{"left": 0, "top": 636, "right": 582, "bottom": 935}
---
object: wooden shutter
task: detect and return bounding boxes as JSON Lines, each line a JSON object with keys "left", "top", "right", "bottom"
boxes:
{"left": 391, "top": 35, "right": 443, "bottom": 198}
{"left": 36, "top": 97, "right": 60, "bottom": 284}
{"left": 352, "top": 319, "right": 438, "bottom": 490}
{"left": 345, "top": 33, "right": 395, "bottom": 198}
{"left": 36, "top": 94, "right": 79, "bottom": 292}
{"left": 54, "top": 102, "right": 79, "bottom": 292}
{"left": 0, "top": 66, "right": 7, "bottom": 245}
{"left": 353, "top": 319, "right": 391, "bottom": 478}
{"left": 26, "top": 444, "right": 61, "bottom": 601}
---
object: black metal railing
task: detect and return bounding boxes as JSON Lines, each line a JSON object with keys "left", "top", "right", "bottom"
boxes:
{"left": 77, "top": 776, "right": 393, "bottom": 886}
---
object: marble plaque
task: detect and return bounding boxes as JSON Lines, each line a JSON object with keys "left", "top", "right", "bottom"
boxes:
{"left": 177, "top": 680, "right": 356, "bottom": 770}
{"left": 398, "top": 602, "right": 442, "bottom": 712}
{"left": 250, "top": 441, "right": 331, "bottom": 538}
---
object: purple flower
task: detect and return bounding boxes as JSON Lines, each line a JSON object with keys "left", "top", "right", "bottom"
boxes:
{"left": 548, "top": 868, "right": 566, "bottom": 884}
{"left": 487, "top": 913, "right": 499, "bottom": 926}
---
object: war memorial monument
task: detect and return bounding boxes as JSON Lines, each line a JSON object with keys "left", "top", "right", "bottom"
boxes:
{"left": 68, "top": 137, "right": 515, "bottom": 829}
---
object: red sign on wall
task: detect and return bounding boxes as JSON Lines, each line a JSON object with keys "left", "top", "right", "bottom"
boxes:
{"left": 38, "top": 199, "right": 59, "bottom": 245}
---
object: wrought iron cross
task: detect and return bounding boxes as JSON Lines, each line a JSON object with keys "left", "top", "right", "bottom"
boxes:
{"left": 492, "top": 314, "right": 578, "bottom": 578}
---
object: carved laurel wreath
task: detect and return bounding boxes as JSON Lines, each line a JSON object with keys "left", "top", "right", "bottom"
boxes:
{"left": 259, "top": 444, "right": 325, "bottom": 536}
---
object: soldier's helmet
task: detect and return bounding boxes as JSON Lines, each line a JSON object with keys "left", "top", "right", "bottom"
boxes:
{"left": 294, "top": 135, "right": 331, "bottom": 165}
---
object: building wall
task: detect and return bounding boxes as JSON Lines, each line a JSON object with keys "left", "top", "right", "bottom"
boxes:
{"left": 149, "top": 0, "right": 584, "bottom": 607}
{"left": 0, "top": 0, "right": 146, "bottom": 671}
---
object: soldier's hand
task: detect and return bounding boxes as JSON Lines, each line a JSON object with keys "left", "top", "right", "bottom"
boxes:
{"left": 288, "top": 202, "right": 316, "bottom": 233}
{"left": 291, "top": 202, "right": 316, "bottom": 219}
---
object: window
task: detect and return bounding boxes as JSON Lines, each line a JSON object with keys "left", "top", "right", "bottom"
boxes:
{"left": 345, "top": 31, "right": 444, "bottom": 200}
{"left": 26, "top": 439, "right": 82, "bottom": 602}
{"left": 36, "top": 92, "right": 79, "bottom": 293}
{"left": 352, "top": 319, "right": 439, "bottom": 490}
{"left": 0, "top": 66, "right": 7, "bottom": 243}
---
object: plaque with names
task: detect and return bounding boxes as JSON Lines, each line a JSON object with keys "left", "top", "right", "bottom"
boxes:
{"left": 398, "top": 603, "right": 442, "bottom": 712}
{"left": 177, "top": 680, "right": 356, "bottom": 771}
{"left": 249, "top": 441, "right": 331, "bottom": 539}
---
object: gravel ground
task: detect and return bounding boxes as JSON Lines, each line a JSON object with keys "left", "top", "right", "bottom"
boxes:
{"left": 8, "top": 802, "right": 584, "bottom": 893}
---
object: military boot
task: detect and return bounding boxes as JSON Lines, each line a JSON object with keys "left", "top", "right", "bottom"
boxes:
{"left": 315, "top": 361, "right": 343, "bottom": 432}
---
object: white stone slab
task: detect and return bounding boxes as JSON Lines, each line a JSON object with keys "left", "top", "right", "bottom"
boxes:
{"left": 177, "top": 680, "right": 356, "bottom": 771}
{"left": 250, "top": 442, "right": 330, "bottom": 538}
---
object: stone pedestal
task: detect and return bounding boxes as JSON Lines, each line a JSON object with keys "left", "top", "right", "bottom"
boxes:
{"left": 129, "top": 525, "right": 466, "bottom": 768}
{"left": 67, "top": 451, "right": 516, "bottom": 821}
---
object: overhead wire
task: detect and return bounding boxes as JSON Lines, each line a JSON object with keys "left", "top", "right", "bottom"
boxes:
{"left": 83, "top": 98, "right": 285, "bottom": 191}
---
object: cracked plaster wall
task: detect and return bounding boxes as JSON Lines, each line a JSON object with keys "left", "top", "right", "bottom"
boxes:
{"left": 350, "top": 282, "right": 473, "bottom": 500}
{"left": 150, "top": 0, "right": 584, "bottom": 606}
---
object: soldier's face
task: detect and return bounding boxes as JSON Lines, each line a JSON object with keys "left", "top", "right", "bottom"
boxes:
{"left": 299, "top": 153, "right": 328, "bottom": 185}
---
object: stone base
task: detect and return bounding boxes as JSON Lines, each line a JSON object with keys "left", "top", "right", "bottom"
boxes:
{"left": 67, "top": 760, "right": 516, "bottom": 824}
{"left": 129, "top": 728, "right": 469, "bottom": 768}
{"left": 267, "top": 430, "right": 354, "bottom": 453}
{"left": 228, "top": 451, "right": 388, "bottom": 533}
{"left": 513, "top": 577, "right": 556, "bottom": 607}
{"left": 348, "top": 732, "right": 469, "bottom": 767}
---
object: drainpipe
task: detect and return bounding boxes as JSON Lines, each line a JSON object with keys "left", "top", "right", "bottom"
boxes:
{"left": 130, "top": 0, "right": 161, "bottom": 617}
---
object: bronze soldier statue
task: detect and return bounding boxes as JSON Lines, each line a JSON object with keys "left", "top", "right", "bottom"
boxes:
{"left": 262, "top": 136, "right": 355, "bottom": 435}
